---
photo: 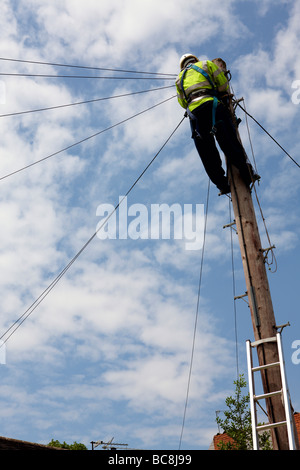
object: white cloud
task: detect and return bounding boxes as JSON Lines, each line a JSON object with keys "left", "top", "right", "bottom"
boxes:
{"left": 0, "top": 0, "right": 299, "bottom": 451}
{"left": 273, "top": 1, "right": 300, "bottom": 79}
{"left": 11, "top": 0, "right": 248, "bottom": 69}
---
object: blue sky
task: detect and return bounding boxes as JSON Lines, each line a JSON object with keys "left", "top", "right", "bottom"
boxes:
{"left": 0, "top": 0, "right": 299, "bottom": 450}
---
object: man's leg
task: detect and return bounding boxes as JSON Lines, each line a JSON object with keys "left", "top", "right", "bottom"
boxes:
{"left": 214, "top": 104, "right": 254, "bottom": 186}
{"left": 191, "top": 103, "right": 229, "bottom": 192}
{"left": 192, "top": 132, "right": 229, "bottom": 191}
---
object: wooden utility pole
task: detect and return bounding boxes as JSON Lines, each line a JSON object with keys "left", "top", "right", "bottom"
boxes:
{"left": 215, "top": 58, "right": 299, "bottom": 450}
{"left": 229, "top": 164, "right": 299, "bottom": 450}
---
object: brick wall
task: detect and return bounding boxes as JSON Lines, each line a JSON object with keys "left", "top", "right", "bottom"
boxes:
{"left": 294, "top": 412, "right": 300, "bottom": 444}
{"left": 213, "top": 432, "right": 235, "bottom": 450}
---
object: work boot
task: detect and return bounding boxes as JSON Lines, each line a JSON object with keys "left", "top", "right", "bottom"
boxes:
{"left": 218, "top": 182, "right": 231, "bottom": 195}
{"left": 247, "top": 163, "right": 261, "bottom": 184}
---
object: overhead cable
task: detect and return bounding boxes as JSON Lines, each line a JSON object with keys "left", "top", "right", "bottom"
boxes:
{"left": 178, "top": 179, "right": 210, "bottom": 450}
{"left": 0, "top": 116, "right": 185, "bottom": 345}
{"left": 0, "top": 56, "right": 177, "bottom": 77}
{"left": 241, "top": 98, "right": 277, "bottom": 273}
{"left": 0, "top": 95, "right": 176, "bottom": 181}
{"left": 0, "top": 85, "right": 175, "bottom": 118}
{"left": 237, "top": 102, "right": 300, "bottom": 169}
{"left": 0, "top": 72, "right": 174, "bottom": 80}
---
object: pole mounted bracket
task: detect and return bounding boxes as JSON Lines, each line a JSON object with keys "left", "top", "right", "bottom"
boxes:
{"left": 234, "top": 289, "right": 260, "bottom": 327}
{"left": 232, "top": 96, "right": 244, "bottom": 111}
{"left": 275, "top": 322, "right": 290, "bottom": 334}
{"left": 260, "top": 245, "right": 276, "bottom": 263}
{"left": 223, "top": 220, "right": 237, "bottom": 232}
{"left": 234, "top": 292, "right": 248, "bottom": 301}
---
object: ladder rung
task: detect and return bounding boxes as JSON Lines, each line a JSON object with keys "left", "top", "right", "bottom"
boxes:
{"left": 252, "top": 361, "right": 280, "bottom": 372}
{"left": 256, "top": 420, "right": 287, "bottom": 432}
{"left": 250, "top": 336, "right": 277, "bottom": 348}
{"left": 254, "top": 390, "right": 282, "bottom": 401}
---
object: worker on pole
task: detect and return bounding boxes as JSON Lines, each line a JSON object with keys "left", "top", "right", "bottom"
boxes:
{"left": 175, "top": 53, "right": 259, "bottom": 194}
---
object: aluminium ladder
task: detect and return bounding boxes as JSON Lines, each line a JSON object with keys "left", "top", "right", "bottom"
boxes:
{"left": 246, "top": 333, "right": 296, "bottom": 450}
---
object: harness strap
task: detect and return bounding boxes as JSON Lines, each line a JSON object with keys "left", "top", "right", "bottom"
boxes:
{"left": 210, "top": 96, "right": 219, "bottom": 135}
{"left": 180, "top": 68, "right": 190, "bottom": 102}
{"left": 180, "top": 63, "right": 220, "bottom": 136}
{"left": 189, "top": 64, "right": 217, "bottom": 94}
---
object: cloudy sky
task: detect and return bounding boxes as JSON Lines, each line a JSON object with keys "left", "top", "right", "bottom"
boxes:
{"left": 0, "top": 0, "right": 299, "bottom": 450}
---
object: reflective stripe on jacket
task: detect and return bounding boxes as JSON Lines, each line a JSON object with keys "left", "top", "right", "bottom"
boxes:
{"left": 175, "top": 59, "right": 229, "bottom": 112}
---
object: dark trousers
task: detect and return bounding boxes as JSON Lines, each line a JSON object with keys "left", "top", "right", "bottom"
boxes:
{"left": 191, "top": 101, "right": 251, "bottom": 189}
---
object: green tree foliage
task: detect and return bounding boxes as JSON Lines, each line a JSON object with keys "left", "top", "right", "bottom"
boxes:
{"left": 48, "top": 438, "right": 87, "bottom": 450}
{"left": 216, "top": 374, "right": 271, "bottom": 450}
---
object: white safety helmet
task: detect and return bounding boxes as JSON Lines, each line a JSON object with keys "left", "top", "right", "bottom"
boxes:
{"left": 179, "top": 53, "right": 198, "bottom": 70}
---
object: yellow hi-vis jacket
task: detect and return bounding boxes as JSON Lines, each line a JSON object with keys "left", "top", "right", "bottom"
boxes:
{"left": 175, "top": 59, "right": 229, "bottom": 113}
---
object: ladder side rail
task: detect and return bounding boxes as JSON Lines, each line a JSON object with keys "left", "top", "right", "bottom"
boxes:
{"left": 276, "top": 333, "right": 296, "bottom": 450}
{"left": 246, "top": 340, "right": 259, "bottom": 450}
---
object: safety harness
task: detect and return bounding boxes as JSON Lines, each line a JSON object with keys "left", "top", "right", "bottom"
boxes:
{"left": 180, "top": 63, "right": 220, "bottom": 136}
